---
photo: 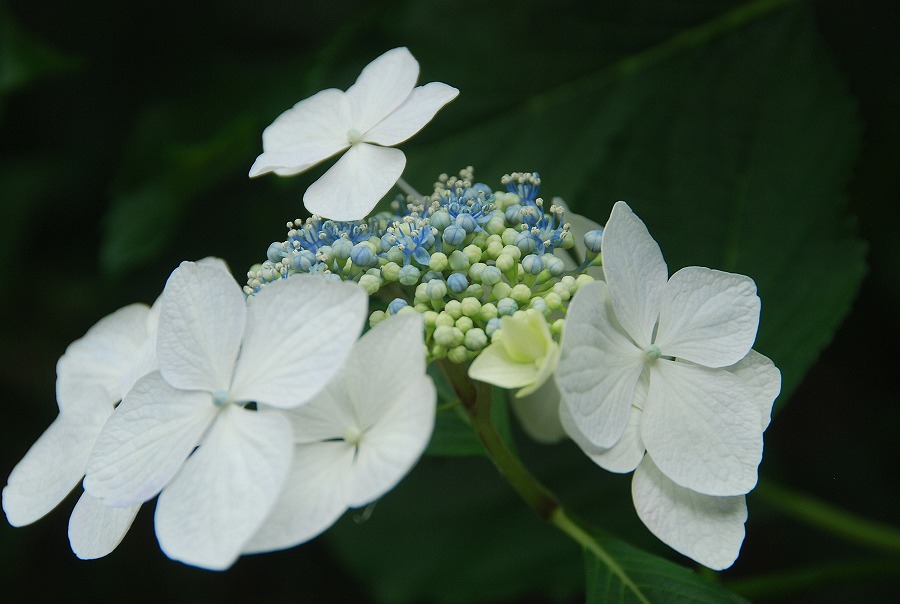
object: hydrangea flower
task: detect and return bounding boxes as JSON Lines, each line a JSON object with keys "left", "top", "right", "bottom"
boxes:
{"left": 83, "top": 261, "right": 368, "bottom": 569}
{"left": 249, "top": 47, "right": 459, "bottom": 221}
{"left": 468, "top": 309, "right": 559, "bottom": 398}
{"left": 556, "top": 201, "right": 780, "bottom": 568}
{"left": 245, "top": 312, "right": 436, "bottom": 553}
{"left": 3, "top": 302, "right": 157, "bottom": 558}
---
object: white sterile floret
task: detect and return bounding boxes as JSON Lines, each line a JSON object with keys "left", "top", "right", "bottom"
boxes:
{"left": 249, "top": 47, "right": 459, "bottom": 221}
{"left": 555, "top": 201, "right": 780, "bottom": 568}
{"left": 468, "top": 309, "right": 559, "bottom": 398}
{"left": 3, "top": 301, "right": 157, "bottom": 557}
{"left": 245, "top": 312, "right": 436, "bottom": 553}
{"left": 83, "top": 261, "right": 368, "bottom": 570}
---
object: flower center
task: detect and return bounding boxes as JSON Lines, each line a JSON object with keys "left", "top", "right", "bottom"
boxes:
{"left": 644, "top": 344, "right": 662, "bottom": 362}
{"left": 347, "top": 128, "right": 364, "bottom": 145}
{"left": 212, "top": 389, "right": 232, "bottom": 407}
{"left": 343, "top": 425, "right": 363, "bottom": 445}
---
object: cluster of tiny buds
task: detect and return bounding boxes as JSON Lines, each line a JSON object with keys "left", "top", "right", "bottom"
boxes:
{"left": 245, "top": 169, "right": 604, "bottom": 362}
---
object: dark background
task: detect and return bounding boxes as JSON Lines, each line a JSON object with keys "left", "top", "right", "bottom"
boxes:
{"left": 1, "top": 0, "right": 897, "bottom": 601}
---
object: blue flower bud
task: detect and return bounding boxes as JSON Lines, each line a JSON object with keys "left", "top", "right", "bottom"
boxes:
{"left": 388, "top": 298, "right": 408, "bottom": 315}
{"left": 505, "top": 204, "right": 524, "bottom": 224}
{"left": 447, "top": 272, "right": 469, "bottom": 293}
{"left": 267, "top": 242, "right": 288, "bottom": 263}
{"left": 514, "top": 231, "right": 537, "bottom": 255}
{"left": 455, "top": 213, "right": 478, "bottom": 233}
{"left": 443, "top": 224, "right": 466, "bottom": 246}
{"left": 480, "top": 265, "right": 502, "bottom": 286}
{"left": 522, "top": 254, "right": 544, "bottom": 275}
{"left": 497, "top": 297, "right": 518, "bottom": 316}
{"left": 290, "top": 250, "right": 317, "bottom": 272}
{"left": 543, "top": 254, "right": 566, "bottom": 277}
{"left": 583, "top": 228, "right": 604, "bottom": 253}
{"left": 485, "top": 317, "right": 501, "bottom": 337}
{"left": 350, "top": 243, "right": 377, "bottom": 267}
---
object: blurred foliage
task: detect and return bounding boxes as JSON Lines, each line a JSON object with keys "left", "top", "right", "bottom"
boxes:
{"left": 0, "top": 0, "right": 897, "bottom": 602}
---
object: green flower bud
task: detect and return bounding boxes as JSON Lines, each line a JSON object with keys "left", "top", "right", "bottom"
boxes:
{"left": 359, "top": 273, "right": 383, "bottom": 295}
{"left": 464, "top": 283, "right": 484, "bottom": 300}
{"left": 491, "top": 281, "right": 512, "bottom": 301}
{"left": 444, "top": 299, "right": 463, "bottom": 319}
{"left": 496, "top": 253, "right": 516, "bottom": 273}
{"left": 423, "top": 310, "right": 439, "bottom": 328}
{"left": 448, "top": 345, "right": 468, "bottom": 364}
{"left": 552, "top": 318, "right": 565, "bottom": 336}
{"left": 544, "top": 291, "right": 563, "bottom": 310}
{"left": 575, "top": 274, "right": 596, "bottom": 290}
{"left": 398, "top": 264, "right": 421, "bottom": 286}
{"left": 468, "top": 262, "right": 487, "bottom": 282}
{"left": 381, "top": 261, "right": 401, "bottom": 282}
{"left": 479, "top": 302, "right": 498, "bottom": 322}
{"left": 435, "top": 311, "right": 455, "bottom": 328}
{"left": 461, "top": 296, "right": 482, "bottom": 318}
{"left": 369, "top": 310, "right": 386, "bottom": 327}
{"left": 434, "top": 325, "right": 464, "bottom": 348}
{"left": 510, "top": 283, "right": 532, "bottom": 306}
{"left": 501, "top": 245, "right": 522, "bottom": 262}
{"left": 429, "top": 252, "right": 449, "bottom": 272}
{"left": 486, "top": 239, "right": 504, "bottom": 260}
{"left": 455, "top": 316, "right": 474, "bottom": 333}
{"left": 501, "top": 228, "right": 519, "bottom": 246}
{"left": 386, "top": 245, "right": 405, "bottom": 265}
{"left": 463, "top": 244, "right": 483, "bottom": 265}
{"left": 448, "top": 249, "right": 470, "bottom": 272}
{"left": 464, "top": 327, "right": 488, "bottom": 351}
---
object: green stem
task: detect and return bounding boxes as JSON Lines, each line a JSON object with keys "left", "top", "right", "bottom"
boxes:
{"left": 755, "top": 478, "right": 900, "bottom": 554}
{"left": 437, "top": 360, "right": 647, "bottom": 602}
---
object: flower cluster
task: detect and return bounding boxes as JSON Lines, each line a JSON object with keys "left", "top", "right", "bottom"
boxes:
{"left": 4, "top": 45, "right": 780, "bottom": 575}
{"left": 4, "top": 260, "right": 435, "bottom": 570}
{"left": 246, "top": 167, "right": 602, "bottom": 369}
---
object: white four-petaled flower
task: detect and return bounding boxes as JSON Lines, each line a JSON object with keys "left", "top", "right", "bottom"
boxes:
{"left": 249, "top": 47, "right": 459, "bottom": 221}
{"left": 83, "top": 262, "right": 368, "bottom": 570}
{"left": 556, "top": 201, "right": 780, "bottom": 569}
{"left": 246, "top": 312, "right": 436, "bottom": 553}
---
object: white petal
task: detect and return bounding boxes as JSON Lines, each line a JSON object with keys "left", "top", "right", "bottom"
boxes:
{"left": 230, "top": 276, "right": 367, "bottom": 409}
{"left": 340, "top": 313, "right": 429, "bottom": 425}
{"left": 655, "top": 267, "right": 760, "bottom": 368}
{"left": 726, "top": 349, "right": 781, "bottom": 431}
{"left": 3, "top": 386, "right": 111, "bottom": 526}
{"left": 643, "top": 361, "right": 762, "bottom": 496}
{"left": 468, "top": 343, "right": 540, "bottom": 389}
{"left": 345, "top": 47, "right": 419, "bottom": 133}
{"left": 249, "top": 88, "right": 352, "bottom": 177}
{"left": 346, "top": 375, "right": 435, "bottom": 507}
{"left": 633, "top": 456, "right": 747, "bottom": 570}
{"left": 511, "top": 376, "right": 568, "bottom": 444}
{"left": 84, "top": 372, "right": 217, "bottom": 506}
{"left": 364, "top": 82, "right": 459, "bottom": 146}
{"left": 157, "top": 262, "right": 245, "bottom": 392}
{"left": 601, "top": 201, "right": 668, "bottom": 348}
{"left": 556, "top": 280, "right": 645, "bottom": 448}
{"left": 155, "top": 405, "right": 293, "bottom": 570}
{"left": 245, "top": 440, "right": 353, "bottom": 553}
{"left": 68, "top": 492, "right": 140, "bottom": 559}
{"left": 303, "top": 143, "right": 406, "bottom": 221}
{"left": 56, "top": 303, "right": 150, "bottom": 411}
{"left": 560, "top": 382, "right": 646, "bottom": 474}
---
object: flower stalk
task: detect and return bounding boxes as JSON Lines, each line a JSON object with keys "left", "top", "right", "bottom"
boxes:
{"left": 438, "top": 359, "right": 643, "bottom": 599}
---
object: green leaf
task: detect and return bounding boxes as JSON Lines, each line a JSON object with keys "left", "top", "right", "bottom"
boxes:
{"left": 0, "top": 4, "right": 79, "bottom": 98}
{"left": 399, "top": 4, "right": 865, "bottom": 407}
{"left": 584, "top": 539, "right": 747, "bottom": 604}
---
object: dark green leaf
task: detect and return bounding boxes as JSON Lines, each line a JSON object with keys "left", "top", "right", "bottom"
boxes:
{"left": 400, "top": 5, "right": 865, "bottom": 406}
{"left": 585, "top": 539, "right": 747, "bottom": 604}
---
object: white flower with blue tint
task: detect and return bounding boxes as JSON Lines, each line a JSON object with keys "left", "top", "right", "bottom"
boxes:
{"left": 83, "top": 261, "right": 367, "bottom": 570}
{"left": 556, "top": 201, "right": 780, "bottom": 568}
{"left": 249, "top": 47, "right": 458, "bottom": 221}
{"left": 3, "top": 302, "right": 157, "bottom": 558}
{"left": 245, "top": 312, "right": 435, "bottom": 553}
